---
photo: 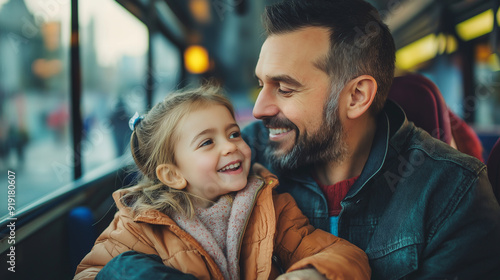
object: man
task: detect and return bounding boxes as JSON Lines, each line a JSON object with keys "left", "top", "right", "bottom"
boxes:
{"left": 94, "top": 0, "right": 500, "bottom": 279}
{"left": 243, "top": 0, "right": 500, "bottom": 279}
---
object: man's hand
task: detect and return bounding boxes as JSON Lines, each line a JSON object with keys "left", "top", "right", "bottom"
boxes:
{"left": 276, "top": 268, "right": 328, "bottom": 280}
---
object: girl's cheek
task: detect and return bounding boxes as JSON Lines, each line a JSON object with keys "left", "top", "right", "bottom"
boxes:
{"left": 244, "top": 146, "right": 252, "bottom": 160}
{"left": 196, "top": 156, "right": 218, "bottom": 171}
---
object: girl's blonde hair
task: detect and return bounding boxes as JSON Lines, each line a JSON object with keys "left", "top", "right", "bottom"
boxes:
{"left": 122, "top": 83, "right": 235, "bottom": 218}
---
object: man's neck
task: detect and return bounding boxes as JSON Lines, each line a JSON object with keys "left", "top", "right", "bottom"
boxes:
{"left": 314, "top": 116, "right": 377, "bottom": 186}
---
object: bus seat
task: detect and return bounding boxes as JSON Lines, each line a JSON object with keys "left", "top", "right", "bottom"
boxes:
{"left": 487, "top": 138, "right": 500, "bottom": 203}
{"left": 388, "top": 74, "right": 453, "bottom": 144}
{"left": 388, "top": 74, "right": 484, "bottom": 162}
{"left": 448, "top": 110, "right": 484, "bottom": 162}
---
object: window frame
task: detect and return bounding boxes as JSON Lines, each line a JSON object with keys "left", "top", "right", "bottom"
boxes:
{"left": 0, "top": 0, "right": 185, "bottom": 242}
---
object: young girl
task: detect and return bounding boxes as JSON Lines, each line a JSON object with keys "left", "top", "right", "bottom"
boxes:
{"left": 74, "top": 84, "right": 370, "bottom": 280}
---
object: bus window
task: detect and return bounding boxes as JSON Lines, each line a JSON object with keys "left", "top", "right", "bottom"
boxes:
{"left": 152, "top": 33, "right": 182, "bottom": 105}
{"left": 474, "top": 42, "right": 500, "bottom": 127}
{"left": 79, "top": 0, "right": 148, "bottom": 170}
{"left": 0, "top": 0, "right": 71, "bottom": 219}
{"left": 418, "top": 54, "right": 465, "bottom": 120}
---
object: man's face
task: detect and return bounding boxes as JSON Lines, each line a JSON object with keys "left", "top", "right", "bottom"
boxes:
{"left": 254, "top": 27, "right": 346, "bottom": 170}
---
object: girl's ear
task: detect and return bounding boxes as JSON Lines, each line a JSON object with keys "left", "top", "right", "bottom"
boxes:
{"left": 156, "top": 164, "right": 187, "bottom": 190}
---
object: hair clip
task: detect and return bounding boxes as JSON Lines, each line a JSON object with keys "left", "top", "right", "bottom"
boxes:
{"left": 129, "top": 112, "right": 144, "bottom": 131}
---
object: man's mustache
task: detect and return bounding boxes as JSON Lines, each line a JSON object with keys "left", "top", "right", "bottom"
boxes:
{"left": 262, "top": 116, "right": 298, "bottom": 131}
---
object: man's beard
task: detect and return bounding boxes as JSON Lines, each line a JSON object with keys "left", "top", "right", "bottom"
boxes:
{"left": 263, "top": 93, "right": 347, "bottom": 172}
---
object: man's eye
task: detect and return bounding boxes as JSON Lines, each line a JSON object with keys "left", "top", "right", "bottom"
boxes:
{"left": 278, "top": 88, "right": 293, "bottom": 94}
{"left": 200, "top": 139, "right": 213, "bottom": 147}
{"left": 229, "top": 131, "right": 241, "bottom": 139}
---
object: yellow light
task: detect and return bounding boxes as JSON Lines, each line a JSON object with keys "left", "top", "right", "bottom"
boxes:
{"left": 396, "top": 34, "right": 438, "bottom": 70}
{"left": 184, "top": 45, "right": 209, "bottom": 74}
{"left": 456, "top": 9, "right": 493, "bottom": 41}
{"left": 446, "top": 35, "right": 458, "bottom": 54}
{"left": 497, "top": 7, "right": 500, "bottom": 26}
{"left": 437, "top": 33, "right": 447, "bottom": 55}
{"left": 488, "top": 54, "right": 500, "bottom": 71}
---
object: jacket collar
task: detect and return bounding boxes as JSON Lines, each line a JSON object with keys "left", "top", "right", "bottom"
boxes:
{"left": 345, "top": 99, "right": 407, "bottom": 200}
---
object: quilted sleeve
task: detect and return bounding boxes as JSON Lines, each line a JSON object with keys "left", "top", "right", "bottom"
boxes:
{"left": 73, "top": 210, "right": 157, "bottom": 280}
{"left": 273, "top": 193, "right": 371, "bottom": 280}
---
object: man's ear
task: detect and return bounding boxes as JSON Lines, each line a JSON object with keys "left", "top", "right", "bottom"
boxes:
{"left": 156, "top": 164, "right": 187, "bottom": 190}
{"left": 346, "top": 75, "right": 377, "bottom": 120}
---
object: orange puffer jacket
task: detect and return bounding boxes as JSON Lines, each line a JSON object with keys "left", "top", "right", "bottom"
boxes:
{"left": 75, "top": 168, "right": 370, "bottom": 280}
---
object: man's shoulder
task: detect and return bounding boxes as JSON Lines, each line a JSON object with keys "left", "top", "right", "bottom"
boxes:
{"left": 242, "top": 120, "right": 270, "bottom": 164}
{"left": 242, "top": 120, "right": 267, "bottom": 139}
{"left": 383, "top": 123, "right": 490, "bottom": 215}
{"left": 392, "top": 122, "right": 485, "bottom": 176}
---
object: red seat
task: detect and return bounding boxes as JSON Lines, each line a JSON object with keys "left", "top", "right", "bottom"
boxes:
{"left": 388, "top": 74, "right": 484, "bottom": 162}
{"left": 448, "top": 110, "right": 484, "bottom": 162}
{"left": 487, "top": 138, "right": 500, "bottom": 203}
{"left": 389, "top": 74, "right": 453, "bottom": 144}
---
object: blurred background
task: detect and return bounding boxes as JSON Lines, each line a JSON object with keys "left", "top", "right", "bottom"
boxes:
{"left": 2, "top": 0, "right": 500, "bottom": 278}
{"left": 1, "top": 0, "right": 500, "bottom": 235}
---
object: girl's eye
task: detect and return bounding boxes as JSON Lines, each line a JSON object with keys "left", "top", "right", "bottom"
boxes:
{"left": 229, "top": 131, "right": 241, "bottom": 139}
{"left": 200, "top": 139, "right": 213, "bottom": 147}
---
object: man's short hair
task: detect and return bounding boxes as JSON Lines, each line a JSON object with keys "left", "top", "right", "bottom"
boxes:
{"left": 262, "top": 0, "right": 396, "bottom": 115}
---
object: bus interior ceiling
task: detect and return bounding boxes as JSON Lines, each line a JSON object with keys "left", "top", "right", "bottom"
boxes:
{"left": 1, "top": 0, "right": 500, "bottom": 279}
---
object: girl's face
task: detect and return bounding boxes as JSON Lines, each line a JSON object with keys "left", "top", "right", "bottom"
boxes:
{"left": 174, "top": 105, "right": 252, "bottom": 203}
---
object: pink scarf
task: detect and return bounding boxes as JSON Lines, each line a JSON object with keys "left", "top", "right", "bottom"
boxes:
{"left": 172, "top": 177, "right": 264, "bottom": 280}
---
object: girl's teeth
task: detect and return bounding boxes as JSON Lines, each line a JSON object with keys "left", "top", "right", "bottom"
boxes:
{"left": 219, "top": 162, "right": 241, "bottom": 172}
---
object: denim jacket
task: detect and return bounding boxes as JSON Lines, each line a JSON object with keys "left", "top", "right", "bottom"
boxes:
{"left": 242, "top": 100, "right": 500, "bottom": 280}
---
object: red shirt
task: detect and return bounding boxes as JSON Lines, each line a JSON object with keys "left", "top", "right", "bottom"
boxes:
{"left": 315, "top": 176, "right": 360, "bottom": 216}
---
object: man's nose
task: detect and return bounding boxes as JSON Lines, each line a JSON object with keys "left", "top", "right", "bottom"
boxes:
{"left": 253, "top": 87, "right": 280, "bottom": 119}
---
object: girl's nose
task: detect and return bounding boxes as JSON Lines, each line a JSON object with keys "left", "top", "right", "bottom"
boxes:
{"left": 221, "top": 140, "right": 238, "bottom": 156}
